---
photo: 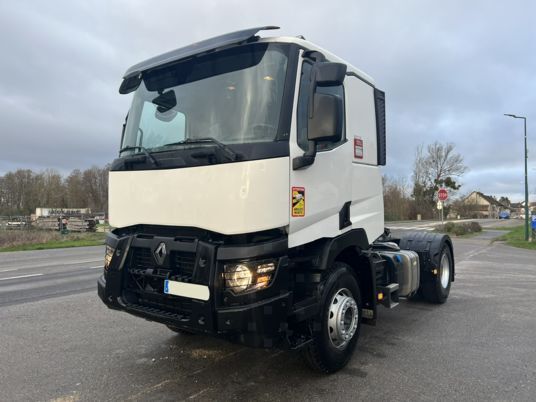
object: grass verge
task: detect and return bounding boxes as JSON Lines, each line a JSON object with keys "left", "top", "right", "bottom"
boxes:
{"left": 0, "top": 231, "right": 106, "bottom": 252}
{"left": 495, "top": 225, "right": 536, "bottom": 250}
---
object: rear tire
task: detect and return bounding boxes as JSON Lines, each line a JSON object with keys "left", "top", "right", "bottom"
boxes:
{"left": 421, "top": 244, "right": 452, "bottom": 304}
{"left": 302, "top": 262, "right": 362, "bottom": 373}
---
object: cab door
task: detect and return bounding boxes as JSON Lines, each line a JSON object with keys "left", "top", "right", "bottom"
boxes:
{"left": 288, "top": 58, "right": 352, "bottom": 248}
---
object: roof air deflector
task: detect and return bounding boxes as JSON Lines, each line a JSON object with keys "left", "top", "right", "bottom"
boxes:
{"left": 119, "top": 26, "right": 280, "bottom": 94}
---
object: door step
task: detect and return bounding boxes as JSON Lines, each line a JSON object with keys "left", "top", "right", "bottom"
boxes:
{"left": 377, "top": 283, "right": 400, "bottom": 309}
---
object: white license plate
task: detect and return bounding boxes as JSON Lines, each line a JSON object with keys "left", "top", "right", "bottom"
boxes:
{"left": 164, "top": 280, "right": 210, "bottom": 301}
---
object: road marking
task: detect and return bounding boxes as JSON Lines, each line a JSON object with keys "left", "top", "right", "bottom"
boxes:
{"left": 388, "top": 226, "right": 435, "bottom": 231}
{"left": 125, "top": 379, "right": 172, "bottom": 401}
{"left": 0, "top": 273, "right": 44, "bottom": 281}
{"left": 187, "top": 388, "right": 210, "bottom": 400}
{"left": 0, "top": 259, "right": 103, "bottom": 271}
{"left": 88, "top": 266, "right": 102, "bottom": 269}
{"left": 0, "top": 268, "right": 18, "bottom": 273}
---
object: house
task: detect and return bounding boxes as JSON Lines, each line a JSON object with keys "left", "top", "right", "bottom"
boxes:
{"left": 510, "top": 202, "right": 523, "bottom": 218}
{"left": 462, "top": 191, "right": 510, "bottom": 219}
{"left": 518, "top": 201, "right": 536, "bottom": 218}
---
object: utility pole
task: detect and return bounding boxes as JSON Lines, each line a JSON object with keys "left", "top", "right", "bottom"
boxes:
{"left": 504, "top": 114, "right": 530, "bottom": 241}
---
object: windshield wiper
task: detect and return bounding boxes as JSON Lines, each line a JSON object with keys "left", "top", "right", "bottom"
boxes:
{"left": 164, "top": 137, "right": 240, "bottom": 161}
{"left": 119, "top": 146, "right": 159, "bottom": 166}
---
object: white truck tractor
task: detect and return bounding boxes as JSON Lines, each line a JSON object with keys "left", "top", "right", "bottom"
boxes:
{"left": 98, "top": 26, "right": 454, "bottom": 373}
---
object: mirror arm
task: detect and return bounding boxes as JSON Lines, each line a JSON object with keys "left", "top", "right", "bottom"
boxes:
{"left": 308, "top": 69, "right": 317, "bottom": 119}
{"left": 120, "top": 113, "right": 128, "bottom": 151}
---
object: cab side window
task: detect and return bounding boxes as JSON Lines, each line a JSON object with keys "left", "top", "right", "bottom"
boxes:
{"left": 297, "top": 62, "right": 346, "bottom": 152}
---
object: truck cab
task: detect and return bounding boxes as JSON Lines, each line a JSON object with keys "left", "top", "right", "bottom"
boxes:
{"left": 98, "top": 26, "right": 454, "bottom": 373}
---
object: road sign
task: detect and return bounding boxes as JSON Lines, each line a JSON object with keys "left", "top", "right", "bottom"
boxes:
{"left": 438, "top": 188, "right": 448, "bottom": 201}
{"left": 436, "top": 201, "right": 443, "bottom": 210}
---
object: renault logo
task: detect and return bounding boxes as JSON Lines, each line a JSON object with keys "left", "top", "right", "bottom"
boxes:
{"left": 154, "top": 242, "right": 167, "bottom": 265}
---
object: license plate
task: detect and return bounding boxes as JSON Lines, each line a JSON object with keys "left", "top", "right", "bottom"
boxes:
{"left": 164, "top": 280, "right": 210, "bottom": 301}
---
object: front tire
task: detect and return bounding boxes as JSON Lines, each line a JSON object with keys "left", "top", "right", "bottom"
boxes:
{"left": 421, "top": 244, "right": 452, "bottom": 304}
{"left": 302, "top": 262, "right": 362, "bottom": 373}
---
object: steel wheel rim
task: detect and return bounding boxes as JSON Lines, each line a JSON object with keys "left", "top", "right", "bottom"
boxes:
{"left": 440, "top": 253, "right": 450, "bottom": 288}
{"left": 327, "top": 288, "right": 358, "bottom": 349}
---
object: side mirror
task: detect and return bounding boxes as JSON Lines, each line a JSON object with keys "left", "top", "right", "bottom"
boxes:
{"left": 306, "top": 61, "right": 346, "bottom": 131}
{"left": 308, "top": 93, "right": 342, "bottom": 142}
{"left": 293, "top": 92, "right": 343, "bottom": 170}
{"left": 293, "top": 61, "right": 346, "bottom": 171}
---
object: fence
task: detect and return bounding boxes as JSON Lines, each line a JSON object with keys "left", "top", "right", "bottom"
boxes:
{"left": 0, "top": 215, "right": 97, "bottom": 232}
{"left": 0, "top": 216, "right": 32, "bottom": 230}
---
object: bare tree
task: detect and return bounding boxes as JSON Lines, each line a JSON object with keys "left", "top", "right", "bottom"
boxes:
{"left": 0, "top": 166, "right": 110, "bottom": 216}
{"left": 423, "top": 142, "right": 467, "bottom": 188}
{"left": 65, "top": 169, "right": 86, "bottom": 208}
{"left": 412, "top": 141, "right": 468, "bottom": 218}
{"left": 383, "top": 176, "right": 412, "bottom": 221}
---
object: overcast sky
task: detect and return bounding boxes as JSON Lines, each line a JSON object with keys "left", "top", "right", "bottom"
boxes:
{"left": 0, "top": 0, "right": 534, "bottom": 201}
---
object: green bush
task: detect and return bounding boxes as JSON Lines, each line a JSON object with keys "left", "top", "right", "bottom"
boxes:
{"left": 444, "top": 222, "right": 456, "bottom": 232}
{"left": 453, "top": 225, "right": 468, "bottom": 236}
{"left": 468, "top": 221, "right": 482, "bottom": 233}
{"left": 435, "top": 221, "right": 482, "bottom": 236}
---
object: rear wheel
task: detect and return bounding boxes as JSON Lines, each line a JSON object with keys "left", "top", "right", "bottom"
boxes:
{"left": 302, "top": 262, "right": 362, "bottom": 373}
{"left": 421, "top": 245, "right": 452, "bottom": 304}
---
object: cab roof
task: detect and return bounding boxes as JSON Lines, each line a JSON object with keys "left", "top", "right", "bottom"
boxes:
{"left": 121, "top": 26, "right": 375, "bottom": 90}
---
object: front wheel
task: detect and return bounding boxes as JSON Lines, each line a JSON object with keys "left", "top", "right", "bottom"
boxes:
{"left": 302, "top": 262, "right": 362, "bottom": 373}
{"left": 421, "top": 245, "right": 453, "bottom": 304}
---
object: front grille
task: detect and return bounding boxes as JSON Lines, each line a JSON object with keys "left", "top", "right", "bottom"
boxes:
{"left": 131, "top": 247, "right": 153, "bottom": 269}
{"left": 123, "top": 246, "right": 197, "bottom": 319}
{"left": 171, "top": 251, "right": 195, "bottom": 280}
{"left": 129, "top": 246, "right": 196, "bottom": 280}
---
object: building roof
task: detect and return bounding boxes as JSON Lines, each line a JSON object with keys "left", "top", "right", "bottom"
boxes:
{"left": 465, "top": 191, "right": 510, "bottom": 209}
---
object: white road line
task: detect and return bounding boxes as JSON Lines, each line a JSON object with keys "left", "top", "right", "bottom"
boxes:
{"left": 0, "top": 268, "right": 18, "bottom": 273}
{"left": 388, "top": 226, "right": 435, "bottom": 231}
{"left": 0, "top": 273, "right": 44, "bottom": 281}
{"left": 0, "top": 259, "right": 103, "bottom": 271}
{"left": 88, "top": 266, "right": 102, "bottom": 269}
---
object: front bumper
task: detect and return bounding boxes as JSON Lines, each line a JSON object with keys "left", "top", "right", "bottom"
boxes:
{"left": 97, "top": 229, "right": 291, "bottom": 347}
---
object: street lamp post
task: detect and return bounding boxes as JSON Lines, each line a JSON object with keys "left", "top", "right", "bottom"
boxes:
{"left": 504, "top": 114, "right": 530, "bottom": 241}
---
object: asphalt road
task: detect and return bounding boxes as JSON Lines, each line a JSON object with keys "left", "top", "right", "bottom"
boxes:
{"left": 1, "top": 228, "right": 535, "bottom": 401}
{"left": 0, "top": 246, "right": 103, "bottom": 307}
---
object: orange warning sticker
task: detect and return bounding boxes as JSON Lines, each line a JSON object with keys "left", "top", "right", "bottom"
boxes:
{"left": 292, "top": 187, "right": 305, "bottom": 217}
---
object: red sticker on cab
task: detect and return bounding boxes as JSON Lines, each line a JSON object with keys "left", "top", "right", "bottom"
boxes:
{"left": 354, "top": 136, "right": 363, "bottom": 159}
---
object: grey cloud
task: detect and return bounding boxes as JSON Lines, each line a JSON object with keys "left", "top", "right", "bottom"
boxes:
{"left": 0, "top": 0, "right": 534, "bottom": 200}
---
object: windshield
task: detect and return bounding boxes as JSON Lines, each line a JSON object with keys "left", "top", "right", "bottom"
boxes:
{"left": 121, "top": 43, "right": 289, "bottom": 154}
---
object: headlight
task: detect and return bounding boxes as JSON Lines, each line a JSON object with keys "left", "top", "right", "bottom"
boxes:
{"left": 104, "top": 245, "right": 115, "bottom": 271}
{"left": 224, "top": 260, "right": 277, "bottom": 294}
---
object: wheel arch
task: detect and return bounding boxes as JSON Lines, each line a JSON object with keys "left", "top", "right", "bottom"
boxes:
{"left": 319, "top": 229, "right": 376, "bottom": 324}
{"left": 333, "top": 246, "right": 375, "bottom": 321}
{"left": 397, "top": 231, "right": 455, "bottom": 283}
